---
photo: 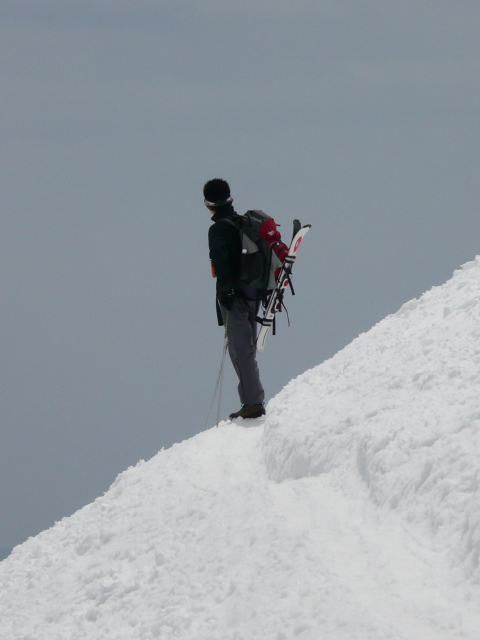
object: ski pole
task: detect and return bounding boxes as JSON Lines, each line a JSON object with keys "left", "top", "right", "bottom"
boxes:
{"left": 216, "top": 311, "right": 229, "bottom": 427}
{"left": 204, "top": 311, "right": 229, "bottom": 430}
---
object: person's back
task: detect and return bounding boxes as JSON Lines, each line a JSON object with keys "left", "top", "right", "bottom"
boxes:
{"left": 208, "top": 204, "right": 242, "bottom": 305}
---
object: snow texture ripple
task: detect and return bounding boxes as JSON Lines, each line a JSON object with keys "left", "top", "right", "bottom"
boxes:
{"left": 2, "top": 258, "right": 480, "bottom": 639}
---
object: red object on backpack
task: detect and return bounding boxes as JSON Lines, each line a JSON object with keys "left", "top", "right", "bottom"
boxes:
{"left": 258, "top": 218, "right": 289, "bottom": 277}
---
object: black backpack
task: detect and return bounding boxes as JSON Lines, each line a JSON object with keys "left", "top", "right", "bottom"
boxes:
{"left": 226, "top": 210, "right": 285, "bottom": 301}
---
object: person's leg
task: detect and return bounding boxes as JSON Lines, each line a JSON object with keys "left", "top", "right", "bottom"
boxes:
{"left": 221, "top": 298, "right": 264, "bottom": 406}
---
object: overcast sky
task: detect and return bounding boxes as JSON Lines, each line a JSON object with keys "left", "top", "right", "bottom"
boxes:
{"left": 1, "top": 0, "right": 479, "bottom": 554}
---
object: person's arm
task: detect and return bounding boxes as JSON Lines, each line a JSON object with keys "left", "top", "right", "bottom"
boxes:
{"left": 208, "top": 223, "right": 236, "bottom": 293}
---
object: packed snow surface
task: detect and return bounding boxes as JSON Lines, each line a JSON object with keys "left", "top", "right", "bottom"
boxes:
{"left": 2, "top": 259, "right": 480, "bottom": 639}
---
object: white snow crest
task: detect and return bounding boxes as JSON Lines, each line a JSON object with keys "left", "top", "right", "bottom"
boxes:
{"left": 263, "top": 256, "right": 480, "bottom": 581}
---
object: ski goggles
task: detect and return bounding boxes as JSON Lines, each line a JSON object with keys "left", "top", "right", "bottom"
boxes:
{"left": 204, "top": 196, "right": 233, "bottom": 207}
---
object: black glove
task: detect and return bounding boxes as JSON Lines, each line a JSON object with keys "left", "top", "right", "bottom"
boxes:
{"left": 218, "top": 289, "right": 235, "bottom": 310}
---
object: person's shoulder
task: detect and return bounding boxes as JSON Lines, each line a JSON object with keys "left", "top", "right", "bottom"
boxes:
{"left": 208, "top": 219, "right": 225, "bottom": 241}
{"left": 210, "top": 214, "right": 240, "bottom": 232}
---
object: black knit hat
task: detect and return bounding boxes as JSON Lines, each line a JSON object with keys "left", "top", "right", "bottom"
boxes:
{"left": 203, "top": 178, "right": 232, "bottom": 207}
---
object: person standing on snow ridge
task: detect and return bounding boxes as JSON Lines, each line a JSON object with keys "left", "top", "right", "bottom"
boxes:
{"left": 204, "top": 178, "right": 266, "bottom": 420}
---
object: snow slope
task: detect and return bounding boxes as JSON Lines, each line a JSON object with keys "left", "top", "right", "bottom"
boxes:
{"left": 264, "top": 256, "right": 480, "bottom": 585}
{"left": 2, "top": 258, "right": 480, "bottom": 639}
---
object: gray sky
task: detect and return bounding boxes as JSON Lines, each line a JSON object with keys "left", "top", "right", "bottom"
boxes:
{"left": 1, "top": 0, "right": 479, "bottom": 552}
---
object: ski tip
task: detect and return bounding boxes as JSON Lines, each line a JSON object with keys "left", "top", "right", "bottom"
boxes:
{"left": 256, "top": 334, "right": 267, "bottom": 352}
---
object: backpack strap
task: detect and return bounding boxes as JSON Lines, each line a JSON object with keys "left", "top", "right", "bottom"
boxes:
{"left": 220, "top": 215, "right": 242, "bottom": 231}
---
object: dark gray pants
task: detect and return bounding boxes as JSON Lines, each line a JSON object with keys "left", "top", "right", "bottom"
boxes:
{"left": 220, "top": 298, "right": 265, "bottom": 406}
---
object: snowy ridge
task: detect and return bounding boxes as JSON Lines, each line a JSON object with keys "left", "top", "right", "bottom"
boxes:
{"left": 263, "top": 256, "right": 480, "bottom": 583}
{"left": 2, "top": 259, "right": 480, "bottom": 639}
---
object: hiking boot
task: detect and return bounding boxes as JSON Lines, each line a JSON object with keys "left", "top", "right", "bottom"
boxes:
{"left": 229, "top": 404, "right": 266, "bottom": 420}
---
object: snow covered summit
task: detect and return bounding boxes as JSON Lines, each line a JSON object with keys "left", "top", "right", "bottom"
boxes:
{"left": 2, "top": 258, "right": 480, "bottom": 639}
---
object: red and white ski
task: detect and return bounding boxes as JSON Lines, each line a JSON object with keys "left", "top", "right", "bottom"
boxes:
{"left": 256, "top": 222, "right": 311, "bottom": 352}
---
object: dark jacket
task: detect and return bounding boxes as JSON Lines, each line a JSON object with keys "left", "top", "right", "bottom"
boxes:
{"left": 208, "top": 204, "right": 242, "bottom": 294}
